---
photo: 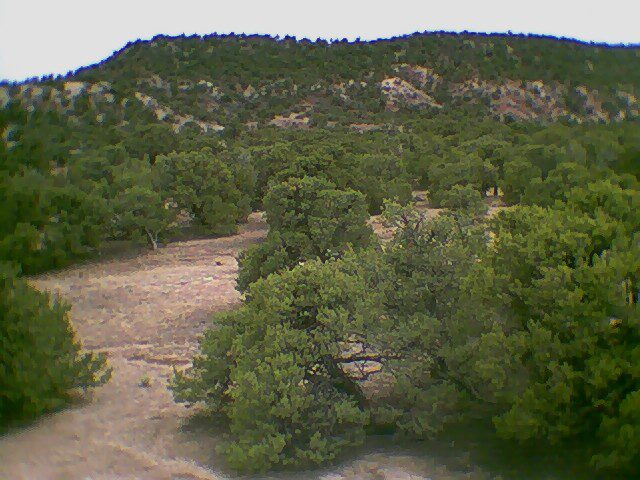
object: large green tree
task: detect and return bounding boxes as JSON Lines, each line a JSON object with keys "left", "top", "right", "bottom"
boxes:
{"left": 172, "top": 257, "right": 377, "bottom": 471}
{"left": 0, "top": 106, "right": 105, "bottom": 274}
{"left": 155, "top": 147, "right": 252, "bottom": 235}
{"left": 237, "top": 176, "right": 373, "bottom": 290}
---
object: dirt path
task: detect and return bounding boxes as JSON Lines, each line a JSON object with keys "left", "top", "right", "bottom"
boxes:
{"left": 0, "top": 213, "right": 267, "bottom": 480}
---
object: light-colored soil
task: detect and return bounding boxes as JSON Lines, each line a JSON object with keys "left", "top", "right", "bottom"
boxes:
{"left": 0, "top": 213, "right": 267, "bottom": 480}
{"left": 368, "top": 192, "right": 506, "bottom": 242}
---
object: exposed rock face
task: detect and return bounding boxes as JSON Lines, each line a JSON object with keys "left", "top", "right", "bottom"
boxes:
{"left": 88, "top": 81, "right": 112, "bottom": 95}
{"left": 575, "top": 85, "right": 609, "bottom": 122}
{"left": 19, "top": 85, "right": 46, "bottom": 104}
{"left": 197, "top": 79, "right": 213, "bottom": 88}
{"left": 177, "top": 80, "right": 193, "bottom": 91}
{"left": 136, "top": 74, "right": 171, "bottom": 94}
{"left": 380, "top": 77, "right": 443, "bottom": 111}
{"left": 63, "top": 81, "right": 87, "bottom": 99}
{"left": 172, "top": 114, "right": 224, "bottom": 133}
{"left": 269, "top": 111, "right": 310, "bottom": 129}
{"left": 48, "top": 88, "right": 65, "bottom": 110}
{"left": 243, "top": 84, "right": 257, "bottom": 99}
{"left": 451, "top": 78, "right": 570, "bottom": 121}
{"left": 134, "top": 92, "right": 223, "bottom": 132}
{"left": 618, "top": 90, "right": 638, "bottom": 107}
{"left": 329, "top": 79, "right": 369, "bottom": 104}
{"left": 135, "top": 91, "right": 171, "bottom": 120}
{"left": 350, "top": 123, "right": 386, "bottom": 133}
{"left": 3, "top": 54, "right": 635, "bottom": 135}
{"left": 394, "top": 64, "right": 442, "bottom": 90}
{"left": 3, "top": 81, "right": 117, "bottom": 114}
{"left": 616, "top": 90, "right": 639, "bottom": 120}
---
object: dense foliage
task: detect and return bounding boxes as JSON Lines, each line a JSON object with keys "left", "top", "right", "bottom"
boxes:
{"left": 0, "top": 105, "right": 105, "bottom": 274}
{"left": 172, "top": 257, "right": 376, "bottom": 471}
{"left": 7, "top": 32, "right": 635, "bottom": 130}
{"left": 237, "top": 175, "right": 373, "bottom": 290}
{"left": 176, "top": 162, "right": 639, "bottom": 477}
{"left": 155, "top": 147, "right": 253, "bottom": 235}
{"left": 0, "top": 264, "right": 111, "bottom": 425}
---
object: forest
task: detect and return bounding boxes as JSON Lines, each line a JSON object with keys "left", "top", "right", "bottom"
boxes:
{"left": 1, "top": 32, "right": 639, "bottom": 479}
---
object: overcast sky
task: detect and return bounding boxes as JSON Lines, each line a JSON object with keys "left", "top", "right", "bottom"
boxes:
{"left": 1, "top": 0, "right": 639, "bottom": 82}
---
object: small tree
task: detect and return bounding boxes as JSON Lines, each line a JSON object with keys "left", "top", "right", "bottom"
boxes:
{"left": 370, "top": 202, "right": 497, "bottom": 437}
{"left": 155, "top": 147, "right": 251, "bottom": 235}
{"left": 110, "top": 157, "right": 174, "bottom": 250}
{"left": 237, "top": 176, "right": 373, "bottom": 290}
{"left": 438, "top": 184, "right": 488, "bottom": 217}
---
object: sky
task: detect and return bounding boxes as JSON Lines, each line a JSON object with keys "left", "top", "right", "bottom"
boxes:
{"left": 1, "top": 0, "right": 639, "bottom": 82}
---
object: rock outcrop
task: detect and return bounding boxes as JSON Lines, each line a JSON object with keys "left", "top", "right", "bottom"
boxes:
{"left": 380, "top": 77, "right": 443, "bottom": 111}
{"left": 450, "top": 78, "right": 570, "bottom": 121}
{"left": 394, "top": 64, "right": 442, "bottom": 90}
{"left": 269, "top": 111, "right": 310, "bottom": 129}
{"left": 134, "top": 92, "right": 223, "bottom": 132}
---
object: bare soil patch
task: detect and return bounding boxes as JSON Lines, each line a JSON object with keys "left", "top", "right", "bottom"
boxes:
{"left": 0, "top": 213, "right": 267, "bottom": 480}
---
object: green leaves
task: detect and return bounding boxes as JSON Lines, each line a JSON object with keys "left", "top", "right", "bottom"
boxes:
{"left": 172, "top": 258, "right": 372, "bottom": 471}
{"left": 478, "top": 184, "right": 640, "bottom": 475}
{"left": 155, "top": 147, "right": 252, "bottom": 235}
{"left": 0, "top": 265, "right": 110, "bottom": 426}
{"left": 107, "top": 155, "right": 174, "bottom": 249}
{"left": 237, "top": 176, "right": 373, "bottom": 291}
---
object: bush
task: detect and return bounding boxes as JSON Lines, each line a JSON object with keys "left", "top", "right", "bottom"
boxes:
{"left": 0, "top": 106, "right": 106, "bottom": 274}
{"left": 371, "top": 202, "right": 494, "bottom": 436}
{"left": 172, "top": 258, "right": 374, "bottom": 471}
{"left": 483, "top": 186, "right": 640, "bottom": 477}
{"left": 155, "top": 147, "right": 252, "bottom": 235}
{"left": 237, "top": 176, "right": 373, "bottom": 290}
{"left": 438, "top": 184, "right": 488, "bottom": 216}
{"left": 351, "top": 153, "right": 413, "bottom": 214}
{"left": 0, "top": 265, "right": 111, "bottom": 425}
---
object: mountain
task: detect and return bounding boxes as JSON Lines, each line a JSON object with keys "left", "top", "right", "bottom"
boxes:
{"left": 2, "top": 32, "right": 639, "bottom": 135}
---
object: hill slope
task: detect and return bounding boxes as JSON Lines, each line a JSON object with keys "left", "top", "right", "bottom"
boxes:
{"left": 2, "top": 32, "right": 640, "bottom": 133}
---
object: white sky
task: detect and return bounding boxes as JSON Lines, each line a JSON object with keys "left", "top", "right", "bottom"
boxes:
{"left": 1, "top": 0, "right": 639, "bottom": 82}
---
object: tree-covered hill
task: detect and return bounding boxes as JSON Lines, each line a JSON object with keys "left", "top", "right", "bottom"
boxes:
{"left": 2, "top": 32, "right": 639, "bottom": 134}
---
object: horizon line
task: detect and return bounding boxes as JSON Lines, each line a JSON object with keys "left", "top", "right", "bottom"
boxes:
{"left": 3, "top": 29, "right": 640, "bottom": 84}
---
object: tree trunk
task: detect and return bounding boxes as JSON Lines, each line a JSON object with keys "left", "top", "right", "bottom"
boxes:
{"left": 144, "top": 228, "right": 158, "bottom": 250}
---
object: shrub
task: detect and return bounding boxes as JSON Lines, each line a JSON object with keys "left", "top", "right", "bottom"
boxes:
{"left": 172, "top": 258, "right": 375, "bottom": 471}
{"left": 0, "top": 265, "right": 111, "bottom": 425}
{"left": 237, "top": 176, "right": 373, "bottom": 290}
{"left": 483, "top": 186, "right": 640, "bottom": 477}
{"left": 438, "top": 184, "right": 488, "bottom": 216}
{"left": 155, "top": 147, "right": 252, "bottom": 235}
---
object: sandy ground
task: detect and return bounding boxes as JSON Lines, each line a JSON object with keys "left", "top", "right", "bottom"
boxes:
{"left": 0, "top": 213, "right": 268, "bottom": 480}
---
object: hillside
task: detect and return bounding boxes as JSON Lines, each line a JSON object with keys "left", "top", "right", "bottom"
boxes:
{"left": 2, "top": 32, "right": 640, "bottom": 135}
